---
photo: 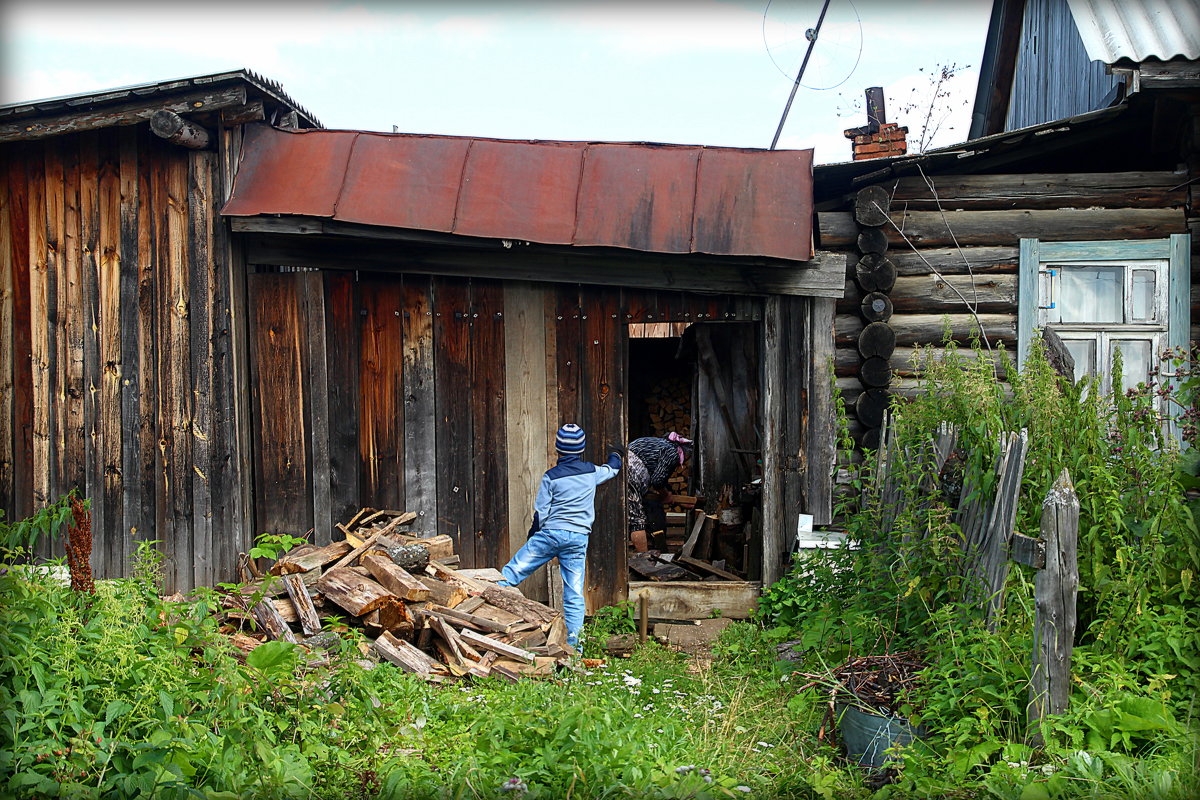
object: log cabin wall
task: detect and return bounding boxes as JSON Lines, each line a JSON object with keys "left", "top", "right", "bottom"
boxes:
{"left": 817, "top": 171, "right": 1192, "bottom": 449}
{"left": 0, "top": 124, "right": 251, "bottom": 592}
{"left": 244, "top": 268, "right": 778, "bottom": 610}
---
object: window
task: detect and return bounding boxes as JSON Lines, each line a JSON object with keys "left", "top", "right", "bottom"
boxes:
{"left": 1018, "top": 236, "right": 1190, "bottom": 410}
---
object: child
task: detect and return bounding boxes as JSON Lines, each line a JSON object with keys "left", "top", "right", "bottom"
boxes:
{"left": 498, "top": 423, "right": 622, "bottom": 649}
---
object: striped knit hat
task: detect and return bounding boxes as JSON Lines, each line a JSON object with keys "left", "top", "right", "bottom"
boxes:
{"left": 555, "top": 423, "right": 586, "bottom": 454}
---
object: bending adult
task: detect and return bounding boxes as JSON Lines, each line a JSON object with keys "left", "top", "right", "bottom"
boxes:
{"left": 626, "top": 431, "right": 692, "bottom": 552}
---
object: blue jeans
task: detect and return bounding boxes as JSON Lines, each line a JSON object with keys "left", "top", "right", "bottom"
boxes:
{"left": 498, "top": 529, "right": 589, "bottom": 648}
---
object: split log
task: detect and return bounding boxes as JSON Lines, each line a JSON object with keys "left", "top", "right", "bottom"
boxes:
{"left": 460, "top": 628, "right": 537, "bottom": 664}
{"left": 420, "top": 604, "right": 512, "bottom": 634}
{"left": 456, "top": 567, "right": 505, "bottom": 583}
{"left": 271, "top": 598, "right": 298, "bottom": 624}
{"left": 229, "top": 632, "right": 264, "bottom": 660}
{"left": 677, "top": 555, "right": 743, "bottom": 581}
{"left": 370, "top": 537, "right": 432, "bottom": 572}
{"left": 271, "top": 540, "right": 353, "bottom": 575}
{"left": 427, "top": 616, "right": 471, "bottom": 665}
{"left": 391, "top": 533, "right": 456, "bottom": 561}
{"left": 329, "top": 512, "right": 417, "bottom": 572}
{"left": 417, "top": 577, "right": 470, "bottom": 608}
{"left": 481, "top": 585, "right": 559, "bottom": 627}
{"left": 373, "top": 631, "right": 444, "bottom": 676}
{"left": 858, "top": 321, "right": 896, "bottom": 359}
{"left": 854, "top": 253, "right": 896, "bottom": 293}
{"left": 368, "top": 601, "right": 415, "bottom": 639}
{"left": 363, "top": 553, "right": 431, "bottom": 602}
{"left": 302, "top": 631, "right": 342, "bottom": 651}
{"left": 316, "top": 567, "right": 398, "bottom": 617}
{"left": 469, "top": 603, "right": 526, "bottom": 628}
{"left": 283, "top": 573, "right": 323, "bottom": 636}
{"left": 252, "top": 598, "right": 299, "bottom": 643}
{"left": 426, "top": 561, "right": 490, "bottom": 594}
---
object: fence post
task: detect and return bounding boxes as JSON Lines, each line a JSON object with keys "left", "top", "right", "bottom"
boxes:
{"left": 1027, "top": 468, "right": 1079, "bottom": 745}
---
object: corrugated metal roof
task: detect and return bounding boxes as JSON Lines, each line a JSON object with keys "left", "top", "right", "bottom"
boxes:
{"left": 223, "top": 125, "right": 814, "bottom": 261}
{"left": 1066, "top": 0, "right": 1200, "bottom": 64}
{"left": 0, "top": 69, "right": 321, "bottom": 128}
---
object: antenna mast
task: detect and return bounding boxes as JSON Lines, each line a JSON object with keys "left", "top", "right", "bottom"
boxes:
{"left": 769, "top": 0, "right": 833, "bottom": 150}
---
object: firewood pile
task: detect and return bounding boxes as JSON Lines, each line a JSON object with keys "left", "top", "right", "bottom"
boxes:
{"left": 627, "top": 506, "right": 746, "bottom": 582}
{"left": 646, "top": 376, "right": 692, "bottom": 500}
{"left": 218, "top": 508, "right": 576, "bottom": 682}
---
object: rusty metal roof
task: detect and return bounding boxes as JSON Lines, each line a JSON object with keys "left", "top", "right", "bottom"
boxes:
{"left": 223, "top": 124, "right": 814, "bottom": 261}
{"left": 1067, "top": 0, "right": 1200, "bottom": 64}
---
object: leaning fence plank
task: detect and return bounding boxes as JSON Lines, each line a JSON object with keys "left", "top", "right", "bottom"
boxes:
{"left": 1027, "top": 469, "right": 1079, "bottom": 746}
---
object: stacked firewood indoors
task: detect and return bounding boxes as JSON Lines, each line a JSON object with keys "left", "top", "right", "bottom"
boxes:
{"left": 217, "top": 509, "right": 576, "bottom": 682}
{"left": 645, "top": 375, "right": 693, "bottom": 502}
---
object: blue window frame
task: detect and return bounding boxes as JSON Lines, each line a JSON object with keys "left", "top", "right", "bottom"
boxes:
{"left": 1018, "top": 235, "right": 1190, "bottom": 434}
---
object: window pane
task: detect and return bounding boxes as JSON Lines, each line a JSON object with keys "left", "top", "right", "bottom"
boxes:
{"left": 1063, "top": 338, "right": 1096, "bottom": 384}
{"left": 1131, "top": 269, "right": 1157, "bottom": 323}
{"left": 1111, "top": 339, "right": 1152, "bottom": 393}
{"left": 1050, "top": 265, "right": 1123, "bottom": 324}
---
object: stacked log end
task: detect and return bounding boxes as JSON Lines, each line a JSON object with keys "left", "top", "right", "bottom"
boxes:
{"left": 646, "top": 375, "right": 692, "bottom": 499}
{"left": 853, "top": 185, "right": 893, "bottom": 448}
{"left": 215, "top": 507, "right": 574, "bottom": 682}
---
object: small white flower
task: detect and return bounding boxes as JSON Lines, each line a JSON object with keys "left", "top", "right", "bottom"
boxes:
{"left": 623, "top": 675, "right": 642, "bottom": 687}
{"left": 734, "top": 786, "right": 751, "bottom": 793}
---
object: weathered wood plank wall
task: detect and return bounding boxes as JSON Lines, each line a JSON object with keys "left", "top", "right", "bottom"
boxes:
{"left": 1, "top": 129, "right": 248, "bottom": 590}
{"left": 242, "top": 270, "right": 798, "bottom": 610}
{"left": 822, "top": 171, "right": 1189, "bottom": 443}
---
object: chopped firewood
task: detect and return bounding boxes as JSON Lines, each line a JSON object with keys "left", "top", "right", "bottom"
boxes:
{"left": 491, "top": 656, "right": 556, "bottom": 677}
{"left": 545, "top": 617, "right": 575, "bottom": 657}
{"left": 513, "top": 627, "right": 547, "bottom": 649}
{"left": 373, "top": 631, "right": 445, "bottom": 677}
{"left": 663, "top": 494, "right": 699, "bottom": 508}
{"left": 456, "top": 567, "right": 505, "bottom": 583}
{"left": 377, "top": 600, "right": 415, "bottom": 639}
{"left": 469, "top": 602, "right": 525, "bottom": 628}
{"left": 363, "top": 553, "right": 431, "bottom": 602}
{"left": 460, "top": 628, "right": 536, "bottom": 664}
{"left": 440, "top": 555, "right": 460, "bottom": 566}
{"left": 271, "top": 540, "right": 353, "bottom": 575}
{"left": 427, "top": 616, "right": 472, "bottom": 665}
{"left": 252, "top": 598, "right": 299, "bottom": 643}
{"left": 420, "top": 604, "right": 511, "bottom": 634}
{"left": 229, "top": 631, "right": 264, "bottom": 660}
{"left": 330, "top": 513, "right": 417, "bottom": 572}
{"left": 316, "top": 567, "right": 399, "bottom": 617}
{"left": 426, "top": 561, "right": 490, "bottom": 594}
{"left": 676, "top": 555, "right": 742, "bottom": 581}
{"left": 283, "top": 573, "right": 323, "bottom": 636}
{"left": 456, "top": 596, "right": 486, "bottom": 614}
{"left": 372, "top": 536, "right": 434, "bottom": 572}
{"left": 433, "top": 642, "right": 472, "bottom": 677}
{"left": 680, "top": 512, "right": 713, "bottom": 559}
{"left": 628, "top": 551, "right": 692, "bottom": 581}
{"left": 491, "top": 663, "right": 521, "bottom": 682}
{"left": 390, "top": 533, "right": 456, "bottom": 561}
{"left": 271, "top": 598, "right": 298, "bottom": 624}
{"left": 481, "top": 585, "right": 559, "bottom": 627}
{"left": 417, "top": 576, "right": 469, "bottom": 609}
{"left": 346, "top": 508, "right": 372, "bottom": 528}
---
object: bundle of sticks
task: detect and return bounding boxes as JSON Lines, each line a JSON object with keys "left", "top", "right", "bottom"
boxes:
{"left": 217, "top": 508, "right": 576, "bottom": 682}
{"left": 798, "top": 650, "right": 925, "bottom": 718}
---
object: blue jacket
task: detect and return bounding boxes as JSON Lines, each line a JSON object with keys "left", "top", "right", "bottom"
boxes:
{"left": 531, "top": 452, "right": 622, "bottom": 535}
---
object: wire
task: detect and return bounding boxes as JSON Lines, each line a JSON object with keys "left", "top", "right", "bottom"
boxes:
{"left": 761, "top": 0, "right": 864, "bottom": 91}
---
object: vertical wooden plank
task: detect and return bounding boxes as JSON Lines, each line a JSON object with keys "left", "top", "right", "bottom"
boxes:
{"left": 761, "top": 295, "right": 784, "bottom": 586}
{"left": 802, "top": 296, "right": 836, "bottom": 525}
{"left": 8, "top": 146, "right": 34, "bottom": 521}
{"left": 188, "top": 150, "right": 214, "bottom": 586}
{"left": 1028, "top": 469, "right": 1079, "bottom": 746}
{"left": 505, "top": 281, "right": 549, "bottom": 599}
{"left": 248, "top": 274, "right": 311, "bottom": 540}
{"left": 778, "top": 298, "right": 805, "bottom": 561}
{"left": 1017, "top": 237, "right": 1039, "bottom": 369}
{"left": 580, "top": 286, "right": 626, "bottom": 611}
{"left": 543, "top": 289, "right": 560, "bottom": 468}
{"left": 324, "top": 271, "right": 360, "bottom": 534}
{"left": 97, "top": 129, "right": 125, "bottom": 576}
{"left": 303, "top": 271, "right": 331, "bottom": 545}
{"left": 30, "top": 141, "right": 51, "bottom": 512}
{"left": 555, "top": 286, "right": 582, "bottom": 426}
{"left": 0, "top": 149, "right": 13, "bottom": 514}
{"left": 160, "top": 152, "right": 193, "bottom": 590}
{"left": 359, "top": 275, "right": 405, "bottom": 511}
{"left": 401, "top": 276, "right": 437, "bottom": 536}
{"left": 42, "top": 138, "right": 64, "bottom": 516}
{"left": 78, "top": 132, "right": 105, "bottom": 573}
{"left": 61, "top": 138, "right": 86, "bottom": 506}
{"left": 470, "top": 279, "right": 508, "bottom": 568}
{"left": 433, "top": 276, "right": 474, "bottom": 565}
{"left": 123, "top": 127, "right": 157, "bottom": 556}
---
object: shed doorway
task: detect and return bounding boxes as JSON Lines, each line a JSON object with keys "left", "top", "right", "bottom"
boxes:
{"left": 625, "top": 321, "right": 764, "bottom": 605}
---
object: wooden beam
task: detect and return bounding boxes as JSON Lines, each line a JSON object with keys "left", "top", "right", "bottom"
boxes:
{"left": 0, "top": 86, "right": 248, "bottom": 144}
{"left": 150, "top": 110, "right": 211, "bottom": 149}
{"left": 628, "top": 581, "right": 760, "bottom": 620}
{"left": 761, "top": 297, "right": 784, "bottom": 585}
{"left": 234, "top": 225, "right": 848, "bottom": 299}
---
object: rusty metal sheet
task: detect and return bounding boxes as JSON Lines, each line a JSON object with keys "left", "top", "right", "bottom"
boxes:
{"left": 693, "top": 148, "right": 813, "bottom": 261}
{"left": 224, "top": 125, "right": 814, "bottom": 262}
{"left": 574, "top": 144, "right": 699, "bottom": 253}
{"left": 453, "top": 139, "right": 584, "bottom": 244}
{"left": 334, "top": 133, "right": 471, "bottom": 232}
{"left": 223, "top": 124, "right": 353, "bottom": 218}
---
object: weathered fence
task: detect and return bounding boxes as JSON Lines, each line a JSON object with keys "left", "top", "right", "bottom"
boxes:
{"left": 870, "top": 422, "right": 1079, "bottom": 739}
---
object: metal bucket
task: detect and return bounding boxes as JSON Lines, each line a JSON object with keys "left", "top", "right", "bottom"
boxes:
{"left": 838, "top": 705, "right": 922, "bottom": 769}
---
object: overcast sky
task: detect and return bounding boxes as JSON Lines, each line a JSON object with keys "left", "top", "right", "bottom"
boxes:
{"left": 1, "top": 0, "right": 992, "bottom": 164}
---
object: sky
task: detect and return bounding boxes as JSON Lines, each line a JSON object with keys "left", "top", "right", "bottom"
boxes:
{"left": 1, "top": 0, "right": 993, "bottom": 165}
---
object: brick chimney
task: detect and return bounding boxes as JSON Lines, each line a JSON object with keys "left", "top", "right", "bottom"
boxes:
{"left": 843, "top": 87, "right": 908, "bottom": 161}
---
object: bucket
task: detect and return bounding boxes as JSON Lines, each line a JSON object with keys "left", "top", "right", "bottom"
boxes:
{"left": 837, "top": 705, "right": 922, "bottom": 769}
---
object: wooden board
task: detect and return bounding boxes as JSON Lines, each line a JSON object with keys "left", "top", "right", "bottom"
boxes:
{"left": 629, "top": 581, "right": 760, "bottom": 620}
{"left": 359, "top": 275, "right": 404, "bottom": 510}
{"left": 433, "top": 276, "right": 473, "bottom": 565}
{"left": 469, "top": 279, "right": 508, "bottom": 568}
{"left": 401, "top": 276, "right": 438, "bottom": 536}
{"left": 323, "top": 271, "right": 362, "bottom": 537}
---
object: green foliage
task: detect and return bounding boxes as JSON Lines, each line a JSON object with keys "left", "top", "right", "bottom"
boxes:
{"left": 581, "top": 601, "right": 637, "bottom": 657}
{"left": 0, "top": 492, "right": 83, "bottom": 562}
{"left": 249, "top": 532, "right": 310, "bottom": 562}
{"left": 757, "top": 334, "right": 1200, "bottom": 799}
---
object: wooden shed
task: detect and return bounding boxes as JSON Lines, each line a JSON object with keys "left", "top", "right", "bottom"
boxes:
{"left": 1, "top": 71, "right": 844, "bottom": 610}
